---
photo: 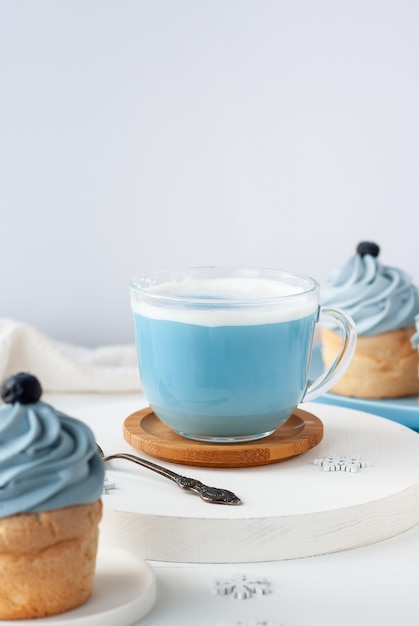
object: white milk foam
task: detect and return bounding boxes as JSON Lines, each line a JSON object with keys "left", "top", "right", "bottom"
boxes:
{"left": 131, "top": 276, "right": 318, "bottom": 326}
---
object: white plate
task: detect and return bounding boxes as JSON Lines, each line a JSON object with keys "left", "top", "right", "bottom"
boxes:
{"left": 1, "top": 545, "right": 156, "bottom": 625}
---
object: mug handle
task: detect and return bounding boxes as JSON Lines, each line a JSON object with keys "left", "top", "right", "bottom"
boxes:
{"left": 303, "top": 306, "right": 357, "bottom": 402}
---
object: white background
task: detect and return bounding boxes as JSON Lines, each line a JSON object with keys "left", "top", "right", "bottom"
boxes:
{"left": 1, "top": 0, "right": 418, "bottom": 346}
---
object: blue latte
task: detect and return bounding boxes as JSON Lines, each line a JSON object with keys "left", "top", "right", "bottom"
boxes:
{"left": 133, "top": 312, "right": 317, "bottom": 440}
{"left": 130, "top": 268, "right": 356, "bottom": 441}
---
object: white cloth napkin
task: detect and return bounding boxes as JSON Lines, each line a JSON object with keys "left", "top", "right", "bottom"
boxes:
{"left": 0, "top": 318, "right": 141, "bottom": 393}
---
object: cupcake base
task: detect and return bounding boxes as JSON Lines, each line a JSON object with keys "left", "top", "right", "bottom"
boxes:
{"left": 321, "top": 326, "right": 419, "bottom": 399}
{"left": 0, "top": 500, "right": 102, "bottom": 620}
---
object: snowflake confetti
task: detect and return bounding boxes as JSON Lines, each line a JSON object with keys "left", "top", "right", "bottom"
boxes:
{"left": 314, "top": 454, "right": 370, "bottom": 473}
{"left": 213, "top": 574, "right": 272, "bottom": 600}
{"left": 103, "top": 475, "right": 116, "bottom": 493}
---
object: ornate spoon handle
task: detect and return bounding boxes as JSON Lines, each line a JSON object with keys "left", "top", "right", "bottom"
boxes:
{"left": 98, "top": 449, "right": 241, "bottom": 505}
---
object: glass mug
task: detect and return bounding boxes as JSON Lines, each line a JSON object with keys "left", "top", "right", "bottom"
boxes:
{"left": 130, "top": 267, "right": 356, "bottom": 443}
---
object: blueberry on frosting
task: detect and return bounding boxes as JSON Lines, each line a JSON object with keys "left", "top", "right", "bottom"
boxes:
{"left": 1, "top": 372, "right": 43, "bottom": 405}
{"left": 356, "top": 241, "right": 380, "bottom": 258}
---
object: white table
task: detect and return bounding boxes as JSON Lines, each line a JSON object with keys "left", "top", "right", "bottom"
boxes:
{"left": 45, "top": 391, "right": 419, "bottom": 626}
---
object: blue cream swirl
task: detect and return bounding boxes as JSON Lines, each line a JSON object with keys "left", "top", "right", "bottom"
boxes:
{"left": 321, "top": 253, "right": 419, "bottom": 336}
{"left": 0, "top": 401, "right": 104, "bottom": 518}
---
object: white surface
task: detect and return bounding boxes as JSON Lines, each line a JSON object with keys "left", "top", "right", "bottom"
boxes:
{"left": 44, "top": 391, "right": 419, "bottom": 625}
{"left": 50, "top": 393, "right": 419, "bottom": 562}
{"left": 1, "top": 1, "right": 419, "bottom": 346}
{"left": 0, "top": 545, "right": 156, "bottom": 625}
{"left": 137, "top": 524, "right": 419, "bottom": 626}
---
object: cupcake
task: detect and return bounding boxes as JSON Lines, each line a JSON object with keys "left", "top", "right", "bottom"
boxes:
{"left": 0, "top": 373, "right": 104, "bottom": 619}
{"left": 320, "top": 242, "right": 419, "bottom": 399}
{"left": 411, "top": 314, "right": 419, "bottom": 379}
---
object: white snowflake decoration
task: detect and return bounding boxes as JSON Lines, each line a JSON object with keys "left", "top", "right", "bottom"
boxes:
{"left": 314, "top": 454, "right": 370, "bottom": 473}
{"left": 102, "top": 475, "right": 116, "bottom": 493}
{"left": 213, "top": 574, "right": 272, "bottom": 600}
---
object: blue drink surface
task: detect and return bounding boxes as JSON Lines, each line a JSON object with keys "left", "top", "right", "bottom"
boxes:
{"left": 133, "top": 312, "right": 317, "bottom": 440}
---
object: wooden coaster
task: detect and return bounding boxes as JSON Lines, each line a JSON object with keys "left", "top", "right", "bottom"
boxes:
{"left": 123, "top": 407, "right": 323, "bottom": 467}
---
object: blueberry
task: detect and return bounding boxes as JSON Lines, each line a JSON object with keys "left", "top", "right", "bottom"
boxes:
{"left": 356, "top": 241, "right": 380, "bottom": 258}
{"left": 1, "top": 373, "right": 43, "bottom": 405}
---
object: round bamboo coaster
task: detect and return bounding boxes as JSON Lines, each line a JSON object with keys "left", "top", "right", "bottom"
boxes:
{"left": 123, "top": 407, "right": 323, "bottom": 467}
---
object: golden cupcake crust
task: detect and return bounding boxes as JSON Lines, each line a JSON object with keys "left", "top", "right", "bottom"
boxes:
{"left": 0, "top": 500, "right": 102, "bottom": 619}
{"left": 0, "top": 500, "right": 102, "bottom": 554}
{"left": 321, "top": 327, "right": 419, "bottom": 399}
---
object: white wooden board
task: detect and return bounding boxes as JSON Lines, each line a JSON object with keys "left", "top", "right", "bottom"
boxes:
{"left": 74, "top": 400, "right": 419, "bottom": 563}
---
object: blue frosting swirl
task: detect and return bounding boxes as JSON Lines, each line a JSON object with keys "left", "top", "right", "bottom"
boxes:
{"left": 321, "top": 253, "right": 419, "bottom": 336}
{"left": 0, "top": 401, "right": 104, "bottom": 518}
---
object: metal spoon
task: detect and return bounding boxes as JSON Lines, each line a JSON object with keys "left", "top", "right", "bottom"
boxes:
{"left": 97, "top": 444, "right": 242, "bottom": 505}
